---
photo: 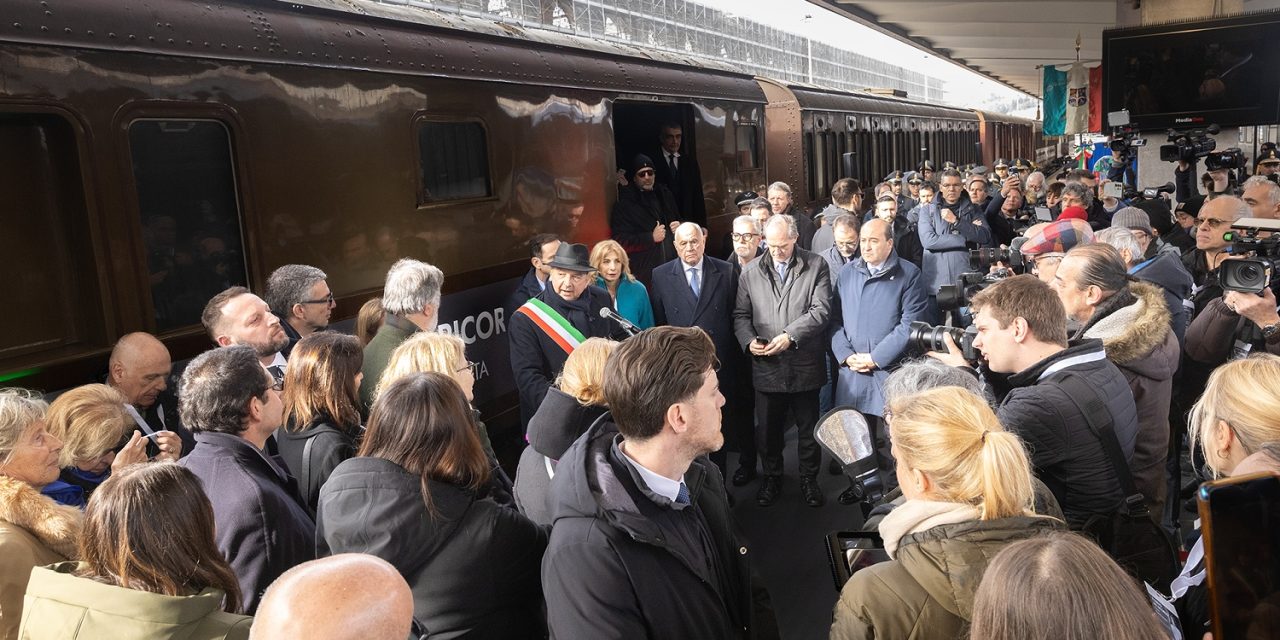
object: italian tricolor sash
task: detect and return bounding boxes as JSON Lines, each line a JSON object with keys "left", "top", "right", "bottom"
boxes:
{"left": 517, "top": 298, "right": 586, "bottom": 355}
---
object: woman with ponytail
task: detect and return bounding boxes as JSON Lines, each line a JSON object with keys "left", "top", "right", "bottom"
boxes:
{"left": 830, "top": 386, "right": 1064, "bottom": 640}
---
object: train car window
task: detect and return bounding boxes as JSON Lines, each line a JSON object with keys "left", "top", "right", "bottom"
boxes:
{"left": 0, "top": 112, "right": 102, "bottom": 364}
{"left": 736, "top": 124, "right": 759, "bottom": 170}
{"left": 814, "top": 133, "right": 828, "bottom": 200}
{"left": 128, "top": 119, "right": 249, "bottom": 333}
{"left": 803, "top": 131, "right": 816, "bottom": 204}
{"left": 417, "top": 120, "right": 492, "bottom": 203}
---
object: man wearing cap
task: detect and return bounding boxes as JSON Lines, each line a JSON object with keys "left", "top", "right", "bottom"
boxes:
{"left": 885, "top": 171, "right": 916, "bottom": 214}
{"left": 611, "top": 154, "right": 678, "bottom": 284}
{"left": 905, "top": 171, "right": 923, "bottom": 203}
{"left": 509, "top": 242, "right": 631, "bottom": 428}
{"left": 993, "top": 159, "right": 1010, "bottom": 184}
{"left": 734, "top": 191, "right": 760, "bottom": 216}
{"left": 918, "top": 160, "right": 935, "bottom": 184}
{"left": 917, "top": 168, "right": 992, "bottom": 323}
{"left": 1019, "top": 218, "right": 1094, "bottom": 284}
{"left": 1257, "top": 142, "right": 1280, "bottom": 177}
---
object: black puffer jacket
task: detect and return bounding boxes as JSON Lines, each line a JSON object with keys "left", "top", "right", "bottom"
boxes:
{"left": 318, "top": 457, "right": 547, "bottom": 639}
{"left": 996, "top": 339, "right": 1140, "bottom": 529}
{"left": 543, "top": 415, "right": 775, "bottom": 639}
{"left": 513, "top": 388, "right": 608, "bottom": 526}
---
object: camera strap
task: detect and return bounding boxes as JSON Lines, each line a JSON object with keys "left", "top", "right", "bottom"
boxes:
{"left": 1055, "top": 371, "right": 1147, "bottom": 516}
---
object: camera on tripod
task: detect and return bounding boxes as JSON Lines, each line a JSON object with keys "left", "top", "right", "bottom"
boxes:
{"left": 1221, "top": 218, "right": 1280, "bottom": 293}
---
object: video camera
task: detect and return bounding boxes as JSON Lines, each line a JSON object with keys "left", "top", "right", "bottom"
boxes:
{"left": 937, "top": 239, "right": 1030, "bottom": 311}
{"left": 1221, "top": 218, "right": 1280, "bottom": 293}
{"left": 1204, "top": 148, "right": 1247, "bottom": 172}
{"left": 1123, "top": 181, "right": 1176, "bottom": 202}
{"left": 1109, "top": 126, "right": 1147, "bottom": 166}
{"left": 1160, "top": 124, "right": 1220, "bottom": 163}
{"left": 908, "top": 322, "right": 980, "bottom": 361}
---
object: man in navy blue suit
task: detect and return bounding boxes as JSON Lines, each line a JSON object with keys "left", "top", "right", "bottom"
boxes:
{"left": 650, "top": 222, "right": 753, "bottom": 480}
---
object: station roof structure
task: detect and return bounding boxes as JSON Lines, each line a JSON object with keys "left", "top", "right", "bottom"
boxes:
{"left": 808, "top": 0, "right": 1117, "bottom": 97}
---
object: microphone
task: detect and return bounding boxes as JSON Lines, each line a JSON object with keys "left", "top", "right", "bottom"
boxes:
{"left": 598, "top": 306, "right": 640, "bottom": 337}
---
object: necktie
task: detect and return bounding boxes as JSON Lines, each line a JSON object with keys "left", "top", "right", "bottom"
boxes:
{"left": 776, "top": 262, "right": 787, "bottom": 283}
{"left": 689, "top": 267, "right": 701, "bottom": 298}
{"left": 267, "top": 365, "right": 285, "bottom": 386}
{"left": 676, "top": 482, "right": 690, "bottom": 505}
{"left": 668, "top": 153, "right": 679, "bottom": 179}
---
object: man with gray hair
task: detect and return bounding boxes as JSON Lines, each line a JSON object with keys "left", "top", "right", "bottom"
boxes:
{"left": 734, "top": 213, "right": 831, "bottom": 507}
{"left": 1096, "top": 226, "right": 1192, "bottom": 345}
{"left": 727, "top": 214, "right": 764, "bottom": 275}
{"left": 767, "top": 181, "right": 816, "bottom": 250}
{"left": 1024, "top": 171, "right": 1046, "bottom": 205}
{"left": 359, "top": 258, "right": 445, "bottom": 409}
{"left": 265, "top": 264, "right": 333, "bottom": 359}
{"left": 1242, "top": 174, "right": 1280, "bottom": 220}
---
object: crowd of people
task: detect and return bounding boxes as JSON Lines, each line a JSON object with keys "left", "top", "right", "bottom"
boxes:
{"left": 1, "top": 126, "right": 1278, "bottom": 640}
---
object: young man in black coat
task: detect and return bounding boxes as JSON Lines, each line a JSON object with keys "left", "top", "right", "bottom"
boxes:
{"left": 508, "top": 242, "right": 631, "bottom": 429}
{"left": 543, "top": 327, "right": 776, "bottom": 639}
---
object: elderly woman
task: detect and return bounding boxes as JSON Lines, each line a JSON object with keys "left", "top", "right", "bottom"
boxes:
{"left": 318, "top": 373, "right": 547, "bottom": 639}
{"left": 0, "top": 388, "right": 79, "bottom": 640}
{"left": 590, "top": 239, "right": 654, "bottom": 330}
{"left": 379, "top": 332, "right": 512, "bottom": 504}
{"left": 19, "top": 463, "right": 251, "bottom": 639}
{"left": 513, "top": 337, "right": 616, "bottom": 526}
{"left": 41, "top": 384, "right": 180, "bottom": 508}
{"left": 829, "top": 387, "right": 1063, "bottom": 640}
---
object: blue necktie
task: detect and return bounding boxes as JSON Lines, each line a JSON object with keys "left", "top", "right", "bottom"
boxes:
{"left": 689, "top": 267, "right": 701, "bottom": 298}
{"left": 776, "top": 262, "right": 787, "bottom": 283}
{"left": 676, "top": 482, "right": 690, "bottom": 505}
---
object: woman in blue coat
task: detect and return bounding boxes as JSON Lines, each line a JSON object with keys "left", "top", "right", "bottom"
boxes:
{"left": 590, "top": 239, "right": 654, "bottom": 329}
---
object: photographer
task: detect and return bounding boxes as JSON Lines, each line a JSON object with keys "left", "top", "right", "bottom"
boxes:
{"left": 917, "top": 169, "right": 992, "bottom": 323}
{"left": 1175, "top": 159, "right": 1234, "bottom": 214}
{"left": 983, "top": 175, "right": 1030, "bottom": 248}
{"left": 927, "top": 275, "right": 1139, "bottom": 530}
{"left": 1182, "top": 196, "right": 1250, "bottom": 317}
{"left": 1185, "top": 279, "right": 1280, "bottom": 365}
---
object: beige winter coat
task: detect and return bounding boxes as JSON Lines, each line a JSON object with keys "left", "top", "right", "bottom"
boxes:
{"left": 0, "top": 475, "right": 81, "bottom": 640}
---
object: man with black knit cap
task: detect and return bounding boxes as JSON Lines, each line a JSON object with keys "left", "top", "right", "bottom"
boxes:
{"left": 611, "top": 154, "right": 679, "bottom": 283}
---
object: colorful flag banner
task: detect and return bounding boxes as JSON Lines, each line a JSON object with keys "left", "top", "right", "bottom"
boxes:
{"left": 1043, "top": 65, "right": 1067, "bottom": 136}
{"left": 1088, "top": 65, "right": 1104, "bottom": 133}
{"left": 1066, "top": 63, "right": 1090, "bottom": 136}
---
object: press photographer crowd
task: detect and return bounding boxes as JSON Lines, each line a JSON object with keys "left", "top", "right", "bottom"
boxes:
{"left": 4, "top": 123, "right": 1280, "bottom": 640}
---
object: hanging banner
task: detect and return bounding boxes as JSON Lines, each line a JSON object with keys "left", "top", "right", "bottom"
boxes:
{"left": 1089, "top": 65, "right": 1104, "bottom": 133}
{"left": 1065, "top": 63, "right": 1090, "bottom": 136}
{"left": 1043, "top": 65, "right": 1067, "bottom": 137}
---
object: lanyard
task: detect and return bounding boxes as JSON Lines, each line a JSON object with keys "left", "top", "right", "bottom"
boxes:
{"left": 123, "top": 403, "right": 165, "bottom": 436}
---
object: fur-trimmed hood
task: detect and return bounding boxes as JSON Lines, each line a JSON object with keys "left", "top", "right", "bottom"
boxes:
{"left": 1080, "top": 281, "right": 1179, "bottom": 376}
{"left": 0, "top": 474, "right": 82, "bottom": 558}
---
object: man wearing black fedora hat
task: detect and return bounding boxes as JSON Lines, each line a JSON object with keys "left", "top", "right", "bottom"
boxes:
{"left": 509, "top": 242, "right": 631, "bottom": 429}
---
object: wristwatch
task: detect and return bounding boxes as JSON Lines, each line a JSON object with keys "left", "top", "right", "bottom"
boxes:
{"left": 1263, "top": 322, "right": 1280, "bottom": 342}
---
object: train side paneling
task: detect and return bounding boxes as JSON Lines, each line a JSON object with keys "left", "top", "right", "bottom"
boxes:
{"left": 0, "top": 0, "right": 766, "bottom": 402}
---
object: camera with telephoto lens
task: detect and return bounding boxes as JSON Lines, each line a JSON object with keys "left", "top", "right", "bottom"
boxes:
{"left": 908, "top": 322, "right": 980, "bottom": 361}
{"left": 1109, "top": 126, "right": 1147, "bottom": 165}
{"left": 1160, "top": 124, "right": 1220, "bottom": 163}
{"left": 1221, "top": 218, "right": 1280, "bottom": 293}
{"left": 969, "top": 237, "right": 1029, "bottom": 274}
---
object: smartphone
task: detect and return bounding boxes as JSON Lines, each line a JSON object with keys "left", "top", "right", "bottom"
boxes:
{"left": 754, "top": 337, "right": 767, "bottom": 346}
{"left": 1034, "top": 206, "right": 1053, "bottom": 222}
{"left": 1102, "top": 181, "right": 1124, "bottom": 199}
{"left": 824, "top": 531, "right": 889, "bottom": 590}
{"left": 1197, "top": 471, "right": 1280, "bottom": 640}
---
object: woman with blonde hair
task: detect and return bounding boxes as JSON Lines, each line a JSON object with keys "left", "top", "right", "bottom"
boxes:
{"left": 19, "top": 463, "right": 251, "bottom": 638}
{"left": 0, "top": 388, "right": 78, "bottom": 639}
{"left": 379, "top": 331, "right": 511, "bottom": 503}
{"left": 1171, "top": 354, "right": 1280, "bottom": 638}
{"left": 969, "top": 532, "right": 1168, "bottom": 640}
{"left": 276, "top": 332, "right": 365, "bottom": 516}
{"left": 514, "top": 338, "right": 616, "bottom": 525}
{"left": 590, "top": 240, "right": 654, "bottom": 330}
{"left": 830, "top": 386, "right": 1063, "bottom": 640}
{"left": 42, "top": 384, "right": 181, "bottom": 508}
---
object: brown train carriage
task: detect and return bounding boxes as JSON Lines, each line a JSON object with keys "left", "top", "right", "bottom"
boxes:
{"left": 976, "top": 110, "right": 1041, "bottom": 170}
{"left": 0, "top": 0, "right": 768, "bottom": 426}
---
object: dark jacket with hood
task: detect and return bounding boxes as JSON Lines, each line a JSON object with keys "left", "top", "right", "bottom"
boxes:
{"left": 1131, "top": 251, "right": 1194, "bottom": 346}
{"left": 1073, "top": 282, "right": 1179, "bottom": 517}
{"left": 542, "top": 415, "right": 773, "bottom": 639}
{"left": 996, "top": 339, "right": 1140, "bottom": 528}
{"left": 318, "top": 456, "right": 547, "bottom": 639}
{"left": 513, "top": 388, "right": 608, "bottom": 527}
{"left": 275, "top": 418, "right": 357, "bottom": 517}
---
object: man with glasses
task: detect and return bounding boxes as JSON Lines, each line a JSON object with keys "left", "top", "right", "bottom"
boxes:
{"left": 611, "top": 154, "right": 678, "bottom": 284}
{"left": 1183, "top": 196, "right": 1249, "bottom": 318}
{"left": 727, "top": 214, "right": 764, "bottom": 276}
{"left": 917, "top": 168, "right": 991, "bottom": 323}
{"left": 733, "top": 214, "right": 832, "bottom": 507}
{"left": 509, "top": 243, "right": 631, "bottom": 429}
{"left": 1018, "top": 219, "right": 1095, "bottom": 285}
{"left": 178, "top": 345, "right": 316, "bottom": 614}
{"left": 266, "top": 264, "right": 334, "bottom": 359}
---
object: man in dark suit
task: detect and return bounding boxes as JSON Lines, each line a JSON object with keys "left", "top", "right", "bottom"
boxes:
{"left": 508, "top": 243, "right": 631, "bottom": 429}
{"left": 504, "top": 233, "right": 561, "bottom": 321}
{"left": 650, "top": 222, "right": 751, "bottom": 479}
{"left": 652, "top": 121, "right": 706, "bottom": 226}
{"left": 106, "top": 332, "right": 196, "bottom": 457}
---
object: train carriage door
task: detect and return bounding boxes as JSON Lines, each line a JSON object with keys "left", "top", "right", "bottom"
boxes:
{"left": 613, "top": 102, "right": 706, "bottom": 226}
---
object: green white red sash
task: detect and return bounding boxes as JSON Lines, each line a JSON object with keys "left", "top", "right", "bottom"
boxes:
{"left": 517, "top": 298, "right": 586, "bottom": 354}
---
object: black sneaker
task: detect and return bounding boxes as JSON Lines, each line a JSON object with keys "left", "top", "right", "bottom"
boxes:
{"left": 732, "top": 466, "right": 758, "bottom": 487}
{"left": 756, "top": 476, "right": 781, "bottom": 507}
{"left": 800, "top": 475, "right": 825, "bottom": 507}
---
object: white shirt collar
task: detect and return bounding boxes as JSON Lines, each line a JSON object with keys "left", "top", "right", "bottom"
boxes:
{"left": 684, "top": 258, "right": 704, "bottom": 273}
{"left": 619, "top": 443, "right": 683, "bottom": 502}
{"left": 265, "top": 352, "right": 287, "bottom": 369}
{"left": 666, "top": 151, "right": 681, "bottom": 160}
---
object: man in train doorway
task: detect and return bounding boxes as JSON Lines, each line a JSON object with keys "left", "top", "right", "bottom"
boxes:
{"left": 509, "top": 243, "right": 631, "bottom": 429}
{"left": 652, "top": 121, "right": 706, "bottom": 227}
{"left": 611, "top": 155, "right": 679, "bottom": 284}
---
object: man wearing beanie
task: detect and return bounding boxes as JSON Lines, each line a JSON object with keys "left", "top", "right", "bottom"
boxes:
{"left": 1133, "top": 199, "right": 1195, "bottom": 255}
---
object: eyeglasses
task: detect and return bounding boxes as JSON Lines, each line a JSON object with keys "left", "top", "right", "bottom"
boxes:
{"left": 635, "top": 170, "right": 655, "bottom": 177}
{"left": 300, "top": 293, "right": 335, "bottom": 305}
{"left": 456, "top": 360, "right": 479, "bottom": 376}
{"left": 731, "top": 232, "right": 759, "bottom": 242}
{"left": 270, "top": 379, "right": 284, "bottom": 392}
{"left": 1193, "top": 217, "right": 1229, "bottom": 229}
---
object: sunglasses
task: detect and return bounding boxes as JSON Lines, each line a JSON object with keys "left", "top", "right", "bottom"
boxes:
{"left": 636, "top": 170, "right": 655, "bottom": 177}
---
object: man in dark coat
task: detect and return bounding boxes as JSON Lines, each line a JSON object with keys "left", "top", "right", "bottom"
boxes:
{"left": 651, "top": 121, "right": 706, "bottom": 226}
{"left": 611, "top": 155, "right": 678, "bottom": 284}
{"left": 543, "top": 327, "right": 775, "bottom": 639}
{"left": 504, "top": 233, "right": 561, "bottom": 322}
{"left": 106, "top": 332, "right": 196, "bottom": 457}
{"left": 265, "top": 264, "right": 334, "bottom": 360}
{"left": 768, "top": 181, "right": 816, "bottom": 251}
{"left": 177, "top": 345, "right": 316, "bottom": 614}
{"left": 509, "top": 242, "right": 630, "bottom": 429}
{"left": 733, "top": 214, "right": 832, "bottom": 507}
{"left": 917, "top": 169, "right": 991, "bottom": 323}
{"left": 650, "top": 223, "right": 747, "bottom": 477}
{"left": 929, "top": 275, "right": 1139, "bottom": 529}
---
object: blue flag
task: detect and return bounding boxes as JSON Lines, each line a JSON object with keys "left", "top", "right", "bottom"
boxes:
{"left": 1043, "top": 65, "right": 1067, "bottom": 137}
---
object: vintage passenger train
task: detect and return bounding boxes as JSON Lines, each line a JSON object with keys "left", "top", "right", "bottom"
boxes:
{"left": 0, "top": 0, "right": 1036, "bottom": 425}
